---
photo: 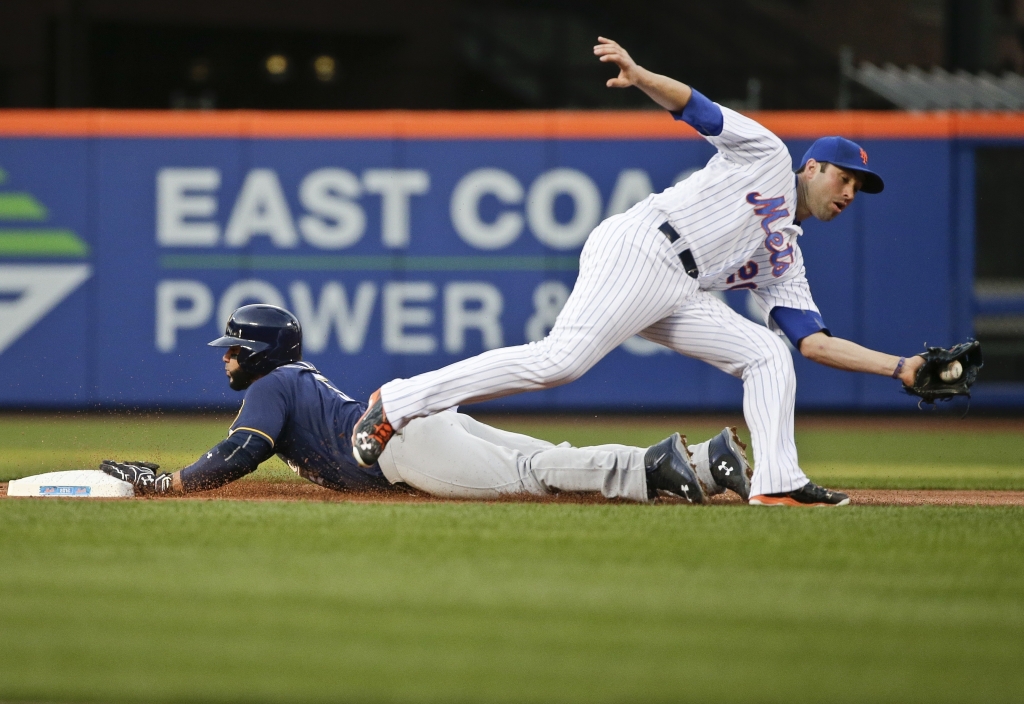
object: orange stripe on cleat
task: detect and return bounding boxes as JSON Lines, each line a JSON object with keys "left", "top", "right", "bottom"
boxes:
{"left": 749, "top": 495, "right": 810, "bottom": 506}
{"left": 750, "top": 495, "right": 844, "bottom": 507}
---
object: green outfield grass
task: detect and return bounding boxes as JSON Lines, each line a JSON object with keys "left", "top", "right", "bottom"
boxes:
{"left": 1, "top": 500, "right": 1022, "bottom": 703}
{"left": 488, "top": 416, "right": 1024, "bottom": 490}
{"left": 2, "top": 414, "right": 1024, "bottom": 702}
{"left": 2, "top": 413, "right": 1023, "bottom": 489}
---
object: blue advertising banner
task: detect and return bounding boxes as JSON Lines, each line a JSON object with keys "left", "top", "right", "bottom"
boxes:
{"left": 0, "top": 115, "right": 988, "bottom": 410}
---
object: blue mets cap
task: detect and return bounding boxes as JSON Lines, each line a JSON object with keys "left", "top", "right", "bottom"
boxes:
{"left": 798, "top": 136, "right": 884, "bottom": 194}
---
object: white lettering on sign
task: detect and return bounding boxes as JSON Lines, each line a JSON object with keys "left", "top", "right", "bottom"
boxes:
{"left": 155, "top": 280, "right": 214, "bottom": 352}
{"left": 156, "top": 168, "right": 220, "bottom": 246}
{"left": 224, "top": 169, "right": 299, "bottom": 248}
{"left": 290, "top": 281, "right": 377, "bottom": 353}
{"left": 382, "top": 281, "right": 437, "bottom": 354}
{"left": 362, "top": 169, "right": 430, "bottom": 249}
{"left": 156, "top": 166, "right": 663, "bottom": 251}
{"left": 153, "top": 277, "right": 663, "bottom": 356}
{"left": 450, "top": 168, "right": 524, "bottom": 250}
{"left": 444, "top": 282, "right": 503, "bottom": 353}
{"left": 298, "top": 168, "right": 366, "bottom": 249}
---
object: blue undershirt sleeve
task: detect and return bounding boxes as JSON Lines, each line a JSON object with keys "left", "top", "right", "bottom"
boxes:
{"left": 179, "top": 431, "right": 274, "bottom": 492}
{"left": 770, "top": 307, "right": 830, "bottom": 348}
{"left": 670, "top": 88, "right": 724, "bottom": 137}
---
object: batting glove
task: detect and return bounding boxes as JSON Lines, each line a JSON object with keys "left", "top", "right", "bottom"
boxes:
{"left": 100, "top": 459, "right": 173, "bottom": 495}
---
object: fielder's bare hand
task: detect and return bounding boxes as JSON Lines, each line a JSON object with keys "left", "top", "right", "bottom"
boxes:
{"left": 593, "top": 37, "right": 692, "bottom": 112}
{"left": 594, "top": 37, "right": 641, "bottom": 88}
{"left": 897, "top": 355, "right": 926, "bottom": 387}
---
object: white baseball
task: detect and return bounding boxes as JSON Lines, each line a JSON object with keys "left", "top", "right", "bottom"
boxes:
{"left": 940, "top": 360, "right": 963, "bottom": 382}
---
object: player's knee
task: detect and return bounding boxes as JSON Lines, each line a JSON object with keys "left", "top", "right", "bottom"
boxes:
{"left": 544, "top": 359, "right": 588, "bottom": 386}
{"left": 531, "top": 349, "right": 591, "bottom": 387}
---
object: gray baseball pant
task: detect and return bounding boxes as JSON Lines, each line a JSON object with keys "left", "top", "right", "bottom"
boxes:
{"left": 377, "top": 412, "right": 652, "bottom": 502}
{"left": 378, "top": 412, "right": 721, "bottom": 502}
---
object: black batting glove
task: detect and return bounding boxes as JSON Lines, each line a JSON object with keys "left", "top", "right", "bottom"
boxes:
{"left": 100, "top": 459, "right": 173, "bottom": 495}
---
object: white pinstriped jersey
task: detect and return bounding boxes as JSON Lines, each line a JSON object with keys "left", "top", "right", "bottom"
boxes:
{"left": 649, "top": 105, "right": 820, "bottom": 329}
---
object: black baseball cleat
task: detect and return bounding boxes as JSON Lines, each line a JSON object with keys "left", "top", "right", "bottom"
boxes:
{"left": 708, "top": 426, "right": 752, "bottom": 501}
{"left": 351, "top": 390, "right": 394, "bottom": 467}
{"left": 644, "top": 433, "right": 706, "bottom": 504}
{"left": 749, "top": 481, "right": 850, "bottom": 507}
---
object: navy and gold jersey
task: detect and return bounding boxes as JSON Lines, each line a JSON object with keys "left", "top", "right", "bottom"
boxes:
{"left": 229, "top": 362, "right": 387, "bottom": 490}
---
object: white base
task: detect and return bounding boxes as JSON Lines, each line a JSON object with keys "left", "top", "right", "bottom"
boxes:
{"left": 7, "top": 470, "right": 134, "bottom": 498}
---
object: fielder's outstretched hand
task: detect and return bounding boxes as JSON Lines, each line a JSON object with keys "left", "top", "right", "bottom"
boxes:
{"left": 100, "top": 459, "right": 173, "bottom": 495}
{"left": 594, "top": 37, "right": 641, "bottom": 88}
{"left": 593, "top": 37, "right": 692, "bottom": 112}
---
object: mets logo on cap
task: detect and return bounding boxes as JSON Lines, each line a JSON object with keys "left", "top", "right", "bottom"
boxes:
{"left": 799, "top": 135, "right": 885, "bottom": 194}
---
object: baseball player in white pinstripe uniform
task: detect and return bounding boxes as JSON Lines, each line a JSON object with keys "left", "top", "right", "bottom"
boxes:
{"left": 352, "top": 37, "right": 929, "bottom": 507}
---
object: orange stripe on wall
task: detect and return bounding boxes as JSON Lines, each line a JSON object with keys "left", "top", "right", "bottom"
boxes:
{"left": 2, "top": 109, "right": 1024, "bottom": 139}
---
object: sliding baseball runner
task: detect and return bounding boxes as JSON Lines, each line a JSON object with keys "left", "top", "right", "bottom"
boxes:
{"left": 101, "top": 305, "right": 751, "bottom": 505}
{"left": 351, "top": 37, "right": 981, "bottom": 507}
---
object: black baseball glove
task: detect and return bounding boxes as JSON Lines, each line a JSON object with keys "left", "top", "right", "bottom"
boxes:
{"left": 99, "top": 459, "right": 173, "bottom": 495}
{"left": 903, "top": 340, "right": 983, "bottom": 405}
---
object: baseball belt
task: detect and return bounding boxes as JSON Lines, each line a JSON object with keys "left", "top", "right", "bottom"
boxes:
{"left": 658, "top": 222, "right": 699, "bottom": 279}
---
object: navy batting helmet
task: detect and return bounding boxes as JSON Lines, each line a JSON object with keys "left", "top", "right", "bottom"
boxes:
{"left": 208, "top": 304, "right": 302, "bottom": 379}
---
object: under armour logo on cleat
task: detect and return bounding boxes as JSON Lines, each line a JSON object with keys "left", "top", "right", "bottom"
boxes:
{"left": 718, "top": 460, "right": 733, "bottom": 475}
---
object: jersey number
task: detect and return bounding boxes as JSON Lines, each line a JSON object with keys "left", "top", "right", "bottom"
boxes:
{"left": 726, "top": 261, "right": 759, "bottom": 290}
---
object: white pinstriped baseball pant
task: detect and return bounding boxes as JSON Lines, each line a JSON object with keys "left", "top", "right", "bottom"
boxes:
{"left": 381, "top": 201, "right": 809, "bottom": 496}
